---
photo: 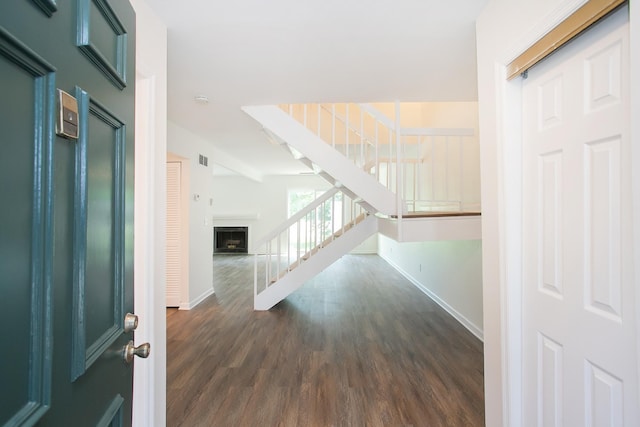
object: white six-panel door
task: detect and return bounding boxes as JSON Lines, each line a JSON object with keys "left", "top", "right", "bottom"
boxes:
{"left": 522, "top": 6, "right": 638, "bottom": 426}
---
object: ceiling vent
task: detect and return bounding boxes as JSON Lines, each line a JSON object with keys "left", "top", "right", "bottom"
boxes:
{"left": 198, "top": 154, "right": 208, "bottom": 167}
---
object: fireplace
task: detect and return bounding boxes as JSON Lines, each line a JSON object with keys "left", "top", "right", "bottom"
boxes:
{"left": 214, "top": 226, "right": 248, "bottom": 254}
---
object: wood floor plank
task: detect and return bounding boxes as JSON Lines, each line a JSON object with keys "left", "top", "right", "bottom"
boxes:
{"left": 167, "top": 254, "right": 484, "bottom": 426}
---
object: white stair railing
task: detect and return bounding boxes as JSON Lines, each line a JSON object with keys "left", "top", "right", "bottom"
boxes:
{"left": 254, "top": 187, "right": 368, "bottom": 299}
{"left": 280, "top": 103, "right": 392, "bottom": 177}
{"left": 279, "top": 103, "right": 480, "bottom": 213}
{"left": 391, "top": 129, "right": 477, "bottom": 213}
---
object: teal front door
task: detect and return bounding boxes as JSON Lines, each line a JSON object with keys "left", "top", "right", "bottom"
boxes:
{"left": 0, "top": 0, "right": 138, "bottom": 426}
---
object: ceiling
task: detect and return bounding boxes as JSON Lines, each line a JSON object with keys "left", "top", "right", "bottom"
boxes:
{"left": 144, "top": 0, "right": 489, "bottom": 178}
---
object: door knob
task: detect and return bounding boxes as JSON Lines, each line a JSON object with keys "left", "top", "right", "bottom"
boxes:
{"left": 123, "top": 340, "right": 150, "bottom": 364}
{"left": 123, "top": 313, "right": 139, "bottom": 333}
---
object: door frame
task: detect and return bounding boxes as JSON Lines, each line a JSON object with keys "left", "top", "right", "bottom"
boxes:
{"left": 133, "top": 63, "right": 167, "bottom": 426}
{"left": 493, "top": 2, "right": 640, "bottom": 425}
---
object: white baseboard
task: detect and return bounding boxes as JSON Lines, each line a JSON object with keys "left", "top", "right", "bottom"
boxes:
{"left": 179, "top": 287, "right": 215, "bottom": 310}
{"left": 380, "top": 253, "right": 484, "bottom": 341}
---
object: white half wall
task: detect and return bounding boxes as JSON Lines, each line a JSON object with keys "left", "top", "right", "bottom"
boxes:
{"left": 378, "top": 235, "right": 483, "bottom": 340}
{"left": 130, "top": 0, "right": 167, "bottom": 425}
{"left": 167, "top": 122, "right": 215, "bottom": 308}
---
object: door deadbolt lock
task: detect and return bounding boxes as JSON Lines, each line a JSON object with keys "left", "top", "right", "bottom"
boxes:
{"left": 123, "top": 341, "right": 150, "bottom": 364}
{"left": 123, "top": 313, "right": 139, "bottom": 333}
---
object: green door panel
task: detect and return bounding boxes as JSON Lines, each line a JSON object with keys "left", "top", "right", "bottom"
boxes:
{"left": 31, "top": 0, "right": 58, "bottom": 17}
{"left": 0, "top": 0, "right": 136, "bottom": 425}
{"left": 77, "top": 0, "right": 129, "bottom": 89}
{"left": 71, "top": 87, "right": 128, "bottom": 381}
{"left": 0, "top": 27, "right": 55, "bottom": 427}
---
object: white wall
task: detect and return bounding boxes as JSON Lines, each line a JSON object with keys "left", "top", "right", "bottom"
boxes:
{"left": 210, "top": 174, "right": 379, "bottom": 254}
{"left": 167, "top": 122, "right": 215, "bottom": 308}
{"left": 130, "top": 0, "right": 167, "bottom": 425}
{"left": 354, "top": 234, "right": 377, "bottom": 254}
{"left": 476, "top": 1, "right": 573, "bottom": 425}
{"left": 378, "top": 235, "right": 483, "bottom": 339}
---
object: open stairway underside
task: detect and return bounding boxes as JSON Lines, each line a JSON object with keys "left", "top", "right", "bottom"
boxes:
{"left": 242, "top": 105, "right": 398, "bottom": 216}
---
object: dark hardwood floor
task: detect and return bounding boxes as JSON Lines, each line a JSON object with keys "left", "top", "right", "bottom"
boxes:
{"left": 167, "top": 254, "right": 484, "bottom": 426}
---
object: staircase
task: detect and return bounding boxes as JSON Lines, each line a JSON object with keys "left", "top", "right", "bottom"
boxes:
{"left": 243, "top": 103, "right": 480, "bottom": 310}
{"left": 253, "top": 188, "right": 377, "bottom": 310}
{"left": 242, "top": 105, "right": 398, "bottom": 215}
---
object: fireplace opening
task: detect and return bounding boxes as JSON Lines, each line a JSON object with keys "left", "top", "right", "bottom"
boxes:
{"left": 214, "top": 226, "right": 248, "bottom": 254}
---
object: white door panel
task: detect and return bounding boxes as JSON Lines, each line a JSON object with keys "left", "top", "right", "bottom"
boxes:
{"left": 522, "top": 6, "right": 637, "bottom": 426}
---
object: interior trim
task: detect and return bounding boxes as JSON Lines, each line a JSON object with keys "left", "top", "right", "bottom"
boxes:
{"left": 506, "top": 0, "right": 626, "bottom": 80}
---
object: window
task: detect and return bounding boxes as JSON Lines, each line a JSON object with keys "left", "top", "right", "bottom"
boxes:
{"left": 287, "top": 189, "right": 344, "bottom": 254}
{"left": 288, "top": 189, "right": 323, "bottom": 218}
